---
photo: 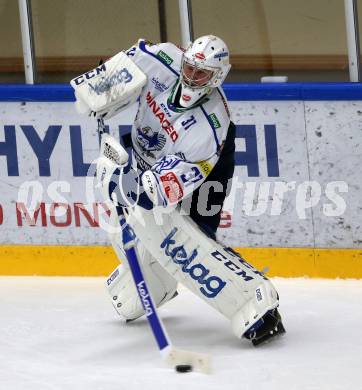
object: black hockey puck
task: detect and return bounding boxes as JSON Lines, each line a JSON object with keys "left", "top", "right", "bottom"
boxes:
{"left": 175, "top": 364, "right": 192, "bottom": 373}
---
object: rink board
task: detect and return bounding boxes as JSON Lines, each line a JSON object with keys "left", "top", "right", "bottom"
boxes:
{"left": 0, "top": 83, "right": 361, "bottom": 277}
{"left": 0, "top": 245, "right": 361, "bottom": 279}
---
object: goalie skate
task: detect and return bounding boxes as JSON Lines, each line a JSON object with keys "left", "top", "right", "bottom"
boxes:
{"left": 244, "top": 308, "right": 286, "bottom": 346}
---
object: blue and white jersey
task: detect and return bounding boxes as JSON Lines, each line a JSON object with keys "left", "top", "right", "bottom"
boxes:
{"left": 126, "top": 39, "right": 231, "bottom": 205}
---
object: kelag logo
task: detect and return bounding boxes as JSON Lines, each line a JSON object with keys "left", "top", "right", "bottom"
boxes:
{"left": 0, "top": 124, "right": 279, "bottom": 177}
{"left": 160, "top": 227, "right": 226, "bottom": 298}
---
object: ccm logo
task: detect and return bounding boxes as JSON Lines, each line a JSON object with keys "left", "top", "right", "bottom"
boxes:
{"left": 107, "top": 268, "right": 119, "bottom": 285}
{"left": 73, "top": 64, "right": 106, "bottom": 85}
{"left": 256, "top": 288, "right": 263, "bottom": 301}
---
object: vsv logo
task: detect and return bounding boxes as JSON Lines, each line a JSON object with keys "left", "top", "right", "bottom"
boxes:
{"left": 153, "top": 155, "right": 182, "bottom": 173}
{"left": 160, "top": 228, "right": 226, "bottom": 298}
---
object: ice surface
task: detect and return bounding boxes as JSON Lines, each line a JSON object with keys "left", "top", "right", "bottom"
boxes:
{"left": 0, "top": 277, "right": 361, "bottom": 390}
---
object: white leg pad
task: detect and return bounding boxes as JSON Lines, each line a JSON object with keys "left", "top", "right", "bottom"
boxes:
{"left": 125, "top": 206, "right": 281, "bottom": 338}
{"left": 106, "top": 240, "right": 178, "bottom": 321}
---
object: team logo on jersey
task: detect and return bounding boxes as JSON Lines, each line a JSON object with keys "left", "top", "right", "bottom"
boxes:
{"left": 157, "top": 50, "right": 174, "bottom": 65}
{"left": 136, "top": 126, "right": 166, "bottom": 158}
{"left": 209, "top": 113, "right": 221, "bottom": 129}
{"left": 161, "top": 227, "right": 226, "bottom": 298}
{"left": 153, "top": 156, "right": 182, "bottom": 173}
{"left": 195, "top": 52, "right": 205, "bottom": 60}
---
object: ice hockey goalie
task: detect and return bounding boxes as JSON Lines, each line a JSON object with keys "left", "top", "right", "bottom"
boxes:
{"left": 71, "top": 34, "right": 286, "bottom": 346}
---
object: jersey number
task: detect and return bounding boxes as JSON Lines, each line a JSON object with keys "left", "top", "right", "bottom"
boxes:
{"left": 181, "top": 115, "right": 197, "bottom": 130}
{"left": 180, "top": 166, "right": 203, "bottom": 186}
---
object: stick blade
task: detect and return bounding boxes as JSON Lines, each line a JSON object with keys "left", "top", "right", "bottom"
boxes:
{"left": 163, "top": 347, "right": 212, "bottom": 374}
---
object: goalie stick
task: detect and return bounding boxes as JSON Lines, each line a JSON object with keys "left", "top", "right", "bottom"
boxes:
{"left": 96, "top": 117, "right": 211, "bottom": 374}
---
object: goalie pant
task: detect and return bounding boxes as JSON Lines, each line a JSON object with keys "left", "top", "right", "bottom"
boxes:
{"left": 107, "top": 205, "right": 280, "bottom": 339}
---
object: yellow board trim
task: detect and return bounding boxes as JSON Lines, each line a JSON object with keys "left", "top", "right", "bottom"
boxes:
{"left": 234, "top": 247, "right": 362, "bottom": 279}
{"left": 0, "top": 246, "right": 361, "bottom": 278}
{"left": 0, "top": 246, "right": 119, "bottom": 276}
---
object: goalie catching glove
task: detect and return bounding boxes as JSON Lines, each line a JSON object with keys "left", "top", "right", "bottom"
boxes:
{"left": 70, "top": 51, "right": 147, "bottom": 119}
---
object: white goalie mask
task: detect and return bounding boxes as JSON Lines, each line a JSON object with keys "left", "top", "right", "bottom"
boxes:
{"left": 179, "top": 35, "right": 231, "bottom": 108}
